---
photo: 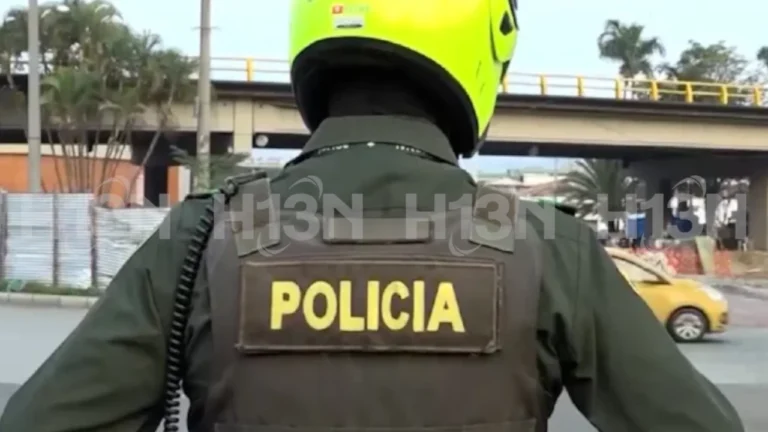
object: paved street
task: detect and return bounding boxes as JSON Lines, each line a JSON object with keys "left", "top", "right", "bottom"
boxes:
{"left": 1, "top": 294, "right": 768, "bottom": 431}
{"left": 725, "top": 293, "right": 768, "bottom": 327}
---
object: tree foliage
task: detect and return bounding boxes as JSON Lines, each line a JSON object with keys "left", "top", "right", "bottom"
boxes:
{"left": 597, "top": 20, "right": 767, "bottom": 105}
{"left": 597, "top": 20, "right": 665, "bottom": 79}
{"left": 655, "top": 41, "right": 757, "bottom": 104}
{"left": 170, "top": 147, "right": 253, "bottom": 189}
{"left": 559, "top": 159, "right": 637, "bottom": 231}
{"left": 662, "top": 41, "right": 749, "bottom": 83}
{"left": 0, "top": 0, "right": 197, "bottom": 198}
{"left": 597, "top": 20, "right": 665, "bottom": 100}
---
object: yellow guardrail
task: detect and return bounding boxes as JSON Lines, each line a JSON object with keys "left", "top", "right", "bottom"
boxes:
{"left": 17, "top": 55, "right": 756, "bottom": 107}
{"left": 10, "top": 55, "right": 763, "bottom": 105}
{"left": 210, "top": 57, "right": 289, "bottom": 81}
{"left": 212, "top": 57, "right": 765, "bottom": 106}
{"left": 500, "top": 72, "right": 763, "bottom": 105}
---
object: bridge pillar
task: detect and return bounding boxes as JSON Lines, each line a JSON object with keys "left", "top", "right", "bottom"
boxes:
{"left": 178, "top": 166, "right": 192, "bottom": 199}
{"left": 232, "top": 99, "right": 253, "bottom": 153}
{"left": 748, "top": 174, "right": 768, "bottom": 250}
{"left": 642, "top": 177, "right": 672, "bottom": 243}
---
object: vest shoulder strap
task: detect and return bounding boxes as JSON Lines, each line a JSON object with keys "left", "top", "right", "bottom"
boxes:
{"left": 225, "top": 172, "right": 280, "bottom": 256}
{"left": 184, "top": 190, "right": 216, "bottom": 200}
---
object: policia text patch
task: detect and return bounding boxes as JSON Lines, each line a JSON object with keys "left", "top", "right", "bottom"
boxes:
{"left": 237, "top": 259, "right": 501, "bottom": 353}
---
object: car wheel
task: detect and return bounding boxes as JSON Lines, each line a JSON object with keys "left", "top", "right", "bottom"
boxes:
{"left": 667, "top": 308, "right": 708, "bottom": 343}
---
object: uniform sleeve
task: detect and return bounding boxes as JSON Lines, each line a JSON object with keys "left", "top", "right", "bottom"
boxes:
{"left": 562, "top": 226, "right": 744, "bottom": 432}
{"left": 0, "top": 199, "right": 208, "bottom": 432}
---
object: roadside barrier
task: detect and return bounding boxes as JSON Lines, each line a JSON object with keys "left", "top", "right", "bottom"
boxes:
{"left": 629, "top": 245, "right": 733, "bottom": 276}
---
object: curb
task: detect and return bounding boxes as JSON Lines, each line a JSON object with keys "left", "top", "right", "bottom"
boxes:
{"left": 0, "top": 292, "right": 97, "bottom": 309}
{"left": 685, "top": 276, "right": 768, "bottom": 301}
{"left": 714, "top": 283, "right": 768, "bottom": 301}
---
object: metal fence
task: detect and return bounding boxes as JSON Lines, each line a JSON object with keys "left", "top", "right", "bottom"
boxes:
{"left": 0, "top": 192, "right": 169, "bottom": 289}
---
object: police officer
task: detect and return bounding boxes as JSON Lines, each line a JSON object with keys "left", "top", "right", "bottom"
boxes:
{"left": 0, "top": 1, "right": 745, "bottom": 431}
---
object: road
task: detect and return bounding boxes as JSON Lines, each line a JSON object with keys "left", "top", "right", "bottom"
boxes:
{"left": 1, "top": 295, "right": 768, "bottom": 431}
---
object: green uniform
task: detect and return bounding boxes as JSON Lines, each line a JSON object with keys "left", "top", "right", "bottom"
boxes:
{"left": 0, "top": 116, "right": 743, "bottom": 432}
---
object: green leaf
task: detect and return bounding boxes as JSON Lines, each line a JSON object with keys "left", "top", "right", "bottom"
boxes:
{"left": 559, "top": 159, "right": 637, "bottom": 225}
{"left": 170, "top": 146, "right": 258, "bottom": 189}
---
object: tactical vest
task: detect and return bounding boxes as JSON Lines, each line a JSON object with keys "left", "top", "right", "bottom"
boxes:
{"left": 201, "top": 176, "right": 547, "bottom": 432}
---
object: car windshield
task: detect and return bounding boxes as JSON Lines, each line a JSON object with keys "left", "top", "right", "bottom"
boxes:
{"left": 612, "top": 257, "right": 662, "bottom": 283}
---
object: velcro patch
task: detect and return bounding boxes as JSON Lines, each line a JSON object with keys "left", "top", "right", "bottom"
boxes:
{"left": 236, "top": 258, "right": 501, "bottom": 354}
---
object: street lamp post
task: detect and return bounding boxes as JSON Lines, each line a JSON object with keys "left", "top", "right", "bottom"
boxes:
{"left": 194, "top": 0, "right": 211, "bottom": 192}
{"left": 27, "top": 0, "right": 41, "bottom": 192}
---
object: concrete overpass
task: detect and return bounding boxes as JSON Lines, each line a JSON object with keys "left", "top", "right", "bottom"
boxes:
{"left": 3, "top": 71, "right": 768, "bottom": 161}
{"left": 4, "top": 61, "right": 768, "bottom": 247}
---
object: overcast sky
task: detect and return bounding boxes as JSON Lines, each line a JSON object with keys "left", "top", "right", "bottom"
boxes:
{"left": 1, "top": 0, "right": 762, "bottom": 175}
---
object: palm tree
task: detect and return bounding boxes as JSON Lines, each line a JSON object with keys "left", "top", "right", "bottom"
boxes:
{"left": 0, "top": 0, "right": 197, "bottom": 197}
{"left": 123, "top": 47, "right": 198, "bottom": 201}
{"left": 597, "top": 20, "right": 665, "bottom": 99}
{"left": 560, "top": 159, "right": 636, "bottom": 232}
{"left": 40, "top": 67, "right": 102, "bottom": 192}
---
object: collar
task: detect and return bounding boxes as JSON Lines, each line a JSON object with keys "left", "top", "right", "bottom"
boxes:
{"left": 296, "top": 115, "right": 458, "bottom": 165}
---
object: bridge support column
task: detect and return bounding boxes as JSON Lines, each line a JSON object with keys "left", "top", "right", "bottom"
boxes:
{"left": 178, "top": 166, "right": 191, "bottom": 199}
{"left": 642, "top": 177, "right": 672, "bottom": 243}
{"left": 748, "top": 174, "right": 768, "bottom": 250}
{"left": 232, "top": 99, "right": 253, "bottom": 153}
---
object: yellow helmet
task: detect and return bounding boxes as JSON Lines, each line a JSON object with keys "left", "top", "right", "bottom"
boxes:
{"left": 289, "top": 0, "right": 519, "bottom": 157}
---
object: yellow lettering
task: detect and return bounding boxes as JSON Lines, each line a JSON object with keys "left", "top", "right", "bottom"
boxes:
{"left": 412, "top": 280, "right": 425, "bottom": 332}
{"left": 271, "top": 279, "right": 466, "bottom": 333}
{"left": 270, "top": 281, "right": 301, "bottom": 329}
{"left": 303, "top": 281, "right": 337, "bottom": 330}
{"left": 427, "top": 282, "right": 465, "bottom": 332}
{"left": 366, "top": 281, "right": 380, "bottom": 330}
{"left": 381, "top": 281, "right": 409, "bottom": 330}
{"left": 339, "top": 280, "right": 365, "bottom": 331}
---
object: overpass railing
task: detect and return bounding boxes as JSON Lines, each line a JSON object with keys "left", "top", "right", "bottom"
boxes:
{"left": 208, "top": 57, "right": 765, "bottom": 106}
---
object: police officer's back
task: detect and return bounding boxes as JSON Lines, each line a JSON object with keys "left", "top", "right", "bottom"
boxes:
{"left": 0, "top": 1, "right": 744, "bottom": 431}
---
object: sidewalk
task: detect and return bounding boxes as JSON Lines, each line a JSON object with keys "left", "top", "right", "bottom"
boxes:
{"left": 0, "top": 292, "right": 97, "bottom": 309}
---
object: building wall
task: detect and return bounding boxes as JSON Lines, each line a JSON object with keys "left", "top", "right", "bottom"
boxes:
{"left": 0, "top": 153, "right": 180, "bottom": 206}
{"left": 168, "top": 166, "right": 179, "bottom": 204}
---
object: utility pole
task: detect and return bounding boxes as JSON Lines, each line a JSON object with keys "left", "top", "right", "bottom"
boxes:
{"left": 27, "top": 0, "right": 41, "bottom": 192}
{"left": 194, "top": 0, "right": 211, "bottom": 192}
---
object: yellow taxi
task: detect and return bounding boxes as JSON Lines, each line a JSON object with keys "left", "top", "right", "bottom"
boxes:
{"left": 605, "top": 247, "right": 728, "bottom": 342}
